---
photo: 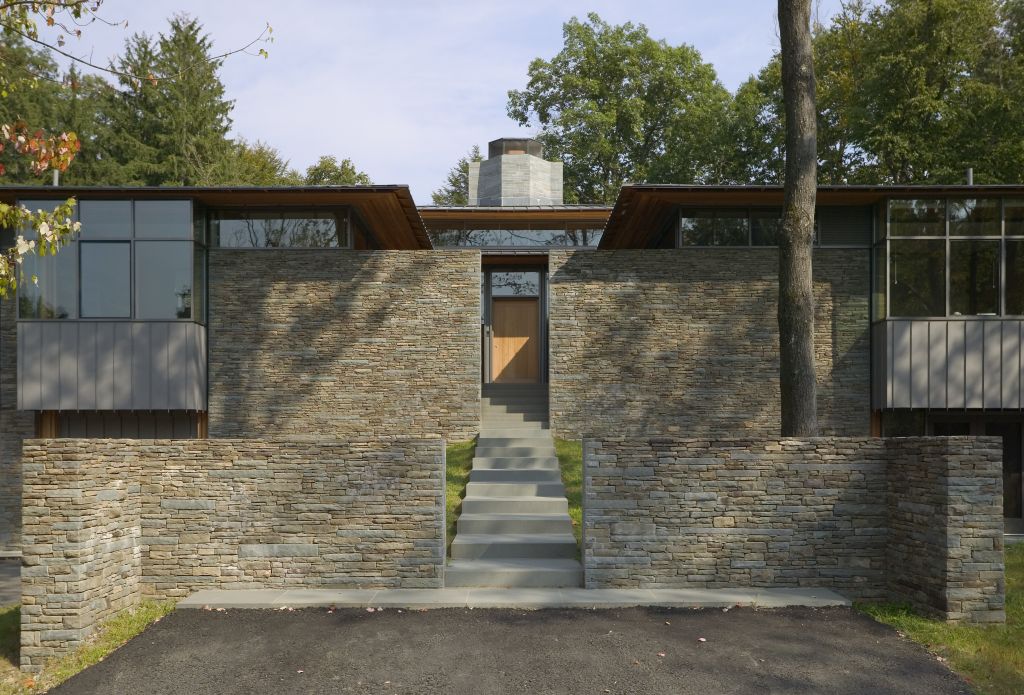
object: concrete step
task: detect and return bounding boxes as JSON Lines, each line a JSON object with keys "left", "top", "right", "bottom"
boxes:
{"left": 445, "top": 559, "right": 582, "bottom": 588}
{"left": 481, "top": 403, "right": 549, "bottom": 415}
{"left": 481, "top": 412, "right": 549, "bottom": 425}
{"left": 457, "top": 513, "right": 574, "bottom": 535}
{"left": 461, "top": 496, "right": 569, "bottom": 514}
{"left": 469, "top": 468, "right": 562, "bottom": 483}
{"left": 481, "top": 396, "right": 549, "bottom": 407}
{"left": 479, "top": 426, "right": 551, "bottom": 437}
{"left": 449, "top": 533, "right": 579, "bottom": 560}
{"left": 475, "top": 446, "right": 556, "bottom": 459}
{"left": 472, "top": 456, "right": 560, "bottom": 470}
{"left": 465, "top": 481, "right": 565, "bottom": 497}
{"left": 477, "top": 436, "right": 556, "bottom": 448}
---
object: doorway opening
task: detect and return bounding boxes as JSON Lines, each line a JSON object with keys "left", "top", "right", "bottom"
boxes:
{"left": 481, "top": 266, "right": 547, "bottom": 385}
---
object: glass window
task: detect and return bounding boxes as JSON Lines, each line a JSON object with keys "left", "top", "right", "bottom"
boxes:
{"left": 949, "top": 198, "right": 999, "bottom": 236}
{"left": 950, "top": 240, "right": 999, "bottom": 315}
{"left": 134, "top": 200, "right": 191, "bottom": 238}
{"left": 1006, "top": 240, "right": 1024, "bottom": 314}
{"left": 78, "top": 200, "right": 132, "bottom": 239}
{"left": 751, "top": 210, "right": 782, "bottom": 246}
{"left": 80, "top": 242, "right": 131, "bottom": 318}
{"left": 18, "top": 200, "right": 78, "bottom": 319}
{"left": 214, "top": 211, "right": 349, "bottom": 248}
{"left": 428, "top": 228, "right": 602, "bottom": 248}
{"left": 680, "top": 210, "right": 749, "bottom": 246}
{"left": 1007, "top": 200, "right": 1024, "bottom": 237}
{"left": 873, "top": 244, "right": 886, "bottom": 320}
{"left": 890, "top": 239, "right": 945, "bottom": 316}
{"left": 136, "top": 242, "right": 192, "bottom": 319}
{"left": 889, "top": 199, "right": 945, "bottom": 237}
{"left": 491, "top": 271, "right": 540, "bottom": 297}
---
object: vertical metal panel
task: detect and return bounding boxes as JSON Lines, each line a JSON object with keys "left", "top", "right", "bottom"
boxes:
{"left": 909, "top": 321, "right": 930, "bottom": 407}
{"left": 131, "top": 322, "right": 151, "bottom": 410}
{"left": 149, "top": 322, "right": 170, "bottom": 409}
{"left": 965, "top": 321, "right": 985, "bottom": 408}
{"left": 1001, "top": 323, "right": 1021, "bottom": 409}
{"left": 77, "top": 324, "right": 97, "bottom": 410}
{"left": 946, "top": 321, "right": 967, "bottom": 408}
{"left": 95, "top": 322, "right": 115, "bottom": 410}
{"left": 928, "top": 321, "right": 947, "bottom": 408}
{"left": 892, "top": 320, "right": 912, "bottom": 407}
{"left": 113, "top": 322, "right": 133, "bottom": 409}
{"left": 17, "top": 320, "right": 208, "bottom": 412}
{"left": 984, "top": 321, "right": 1003, "bottom": 408}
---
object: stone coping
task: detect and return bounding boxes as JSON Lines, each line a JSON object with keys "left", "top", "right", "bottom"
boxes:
{"left": 177, "top": 587, "right": 850, "bottom": 611}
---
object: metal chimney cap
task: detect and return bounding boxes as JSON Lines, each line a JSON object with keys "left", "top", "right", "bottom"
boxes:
{"left": 488, "top": 138, "right": 543, "bottom": 159}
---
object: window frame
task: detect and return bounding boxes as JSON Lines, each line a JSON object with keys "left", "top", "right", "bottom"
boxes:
{"left": 210, "top": 207, "right": 354, "bottom": 249}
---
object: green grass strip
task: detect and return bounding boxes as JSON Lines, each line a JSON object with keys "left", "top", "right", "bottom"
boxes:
{"left": 445, "top": 439, "right": 476, "bottom": 556}
{"left": 555, "top": 438, "right": 583, "bottom": 546}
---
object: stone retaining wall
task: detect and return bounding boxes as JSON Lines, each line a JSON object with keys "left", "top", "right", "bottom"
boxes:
{"left": 548, "top": 249, "right": 870, "bottom": 438}
{"left": 583, "top": 436, "right": 1005, "bottom": 623}
{"left": 208, "top": 250, "right": 480, "bottom": 440}
{"left": 19, "top": 437, "right": 445, "bottom": 670}
{"left": 0, "top": 298, "right": 34, "bottom": 552}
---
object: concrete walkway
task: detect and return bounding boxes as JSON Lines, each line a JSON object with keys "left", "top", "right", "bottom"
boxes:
{"left": 178, "top": 586, "right": 849, "bottom": 610}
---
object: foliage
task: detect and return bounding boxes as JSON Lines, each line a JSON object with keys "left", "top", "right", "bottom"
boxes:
{"left": 554, "top": 438, "right": 582, "bottom": 545}
{"left": 303, "top": 155, "right": 371, "bottom": 186}
{"left": 0, "top": 600, "right": 175, "bottom": 694}
{"left": 199, "top": 138, "right": 302, "bottom": 186}
{"left": 859, "top": 543, "right": 1024, "bottom": 695}
{"left": 445, "top": 439, "right": 475, "bottom": 555}
{"left": 431, "top": 145, "right": 482, "bottom": 206}
{"left": 507, "top": 12, "right": 732, "bottom": 203}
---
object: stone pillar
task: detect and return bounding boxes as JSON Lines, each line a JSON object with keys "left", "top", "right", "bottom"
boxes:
{"left": 0, "top": 297, "right": 34, "bottom": 552}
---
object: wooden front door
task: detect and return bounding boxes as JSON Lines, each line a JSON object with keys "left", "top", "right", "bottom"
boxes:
{"left": 491, "top": 298, "right": 540, "bottom": 383}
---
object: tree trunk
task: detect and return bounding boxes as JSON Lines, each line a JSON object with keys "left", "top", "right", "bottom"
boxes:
{"left": 778, "top": 0, "right": 818, "bottom": 436}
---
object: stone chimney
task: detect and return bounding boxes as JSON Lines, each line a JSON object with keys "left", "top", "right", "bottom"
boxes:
{"left": 468, "top": 138, "right": 563, "bottom": 206}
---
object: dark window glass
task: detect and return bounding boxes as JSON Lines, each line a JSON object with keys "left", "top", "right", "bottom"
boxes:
{"left": 17, "top": 200, "right": 78, "bottom": 319}
{"left": 680, "top": 214, "right": 715, "bottom": 245}
{"left": 950, "top": 240, "right": 999, "bottom": 315}
{"left": 949, "top": 198, "right": 999, "bottom": 236}
{"left": 751, "top": 211, "right": 782, "bottom": 246}
{"left": 1005, "top": 240, "right": 1024, "bottom": 314}
{"left": 134, "top": 201, "right": 191, "bottom": 239}
{"left": 214, "top": 211, "right": 349, "bottom": 247}
{"left": 890, "top": 239, "right": 945, "bottom": 316}
{"left": 80, "top": 242, "right": 131, "bottom": 318}
{"left": 429, "top": 228, "right": 601, "bottom": 248}
{"left": 491, "top": 272, "right": 540, "bottom": 297}
{"left": 680, "top": 210, "right": 749, "bottom": 246}
{"left": 873, "top": 244, "right": 886, "bottom": 319}
{"left": 1007, "top": 200, "right": 1024, "bottom": 237}
{"left": 79, "top": 200, "right": 131, "bottom": 239}
{"left": 889, "top": 199, "right": 945, "bottom": 236}
{"left": 136, "top": 242, "right": 192, "bottom": 319}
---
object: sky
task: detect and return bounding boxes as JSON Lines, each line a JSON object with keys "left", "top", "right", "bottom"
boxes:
{"left": 45, "top": 0, "right": 846, "bottom": 202}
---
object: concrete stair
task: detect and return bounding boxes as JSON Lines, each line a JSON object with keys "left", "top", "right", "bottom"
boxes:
{"left": 447, "top": 384, "right": 582, "bottom": 588}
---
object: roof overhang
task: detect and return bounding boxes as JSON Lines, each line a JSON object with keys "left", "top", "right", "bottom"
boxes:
{"left": 601, "top": 184, "right": 1024, "bottom": 248}
{"left": 0, "top": 185, "right": 431, "bottom": 249}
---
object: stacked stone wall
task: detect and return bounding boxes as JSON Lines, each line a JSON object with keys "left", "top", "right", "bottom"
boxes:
{"left": 584, "top": 436, "right": 1005, "bottom": 623}
{"left": 19, "top": 437, "right": 445, "bottom": 670}
{"left": 208, "top": 250, "right": 480, "bottom": 440}
{"left": 548, "top": 249, "right": 870, "bottom": 438}
{"left": 0, "top": 298, "right": 35, "bottom": 551}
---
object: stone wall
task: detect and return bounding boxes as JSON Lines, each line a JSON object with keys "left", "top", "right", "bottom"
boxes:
{"left": 19, "top": 437, "right": 445, "bottom": 670}
{"left": 583, "top": 436, "right": 1005, "bottom": 622}
{"left": 208, "top": 250, "right": 480, "bottom": 440}
{"left": 548, "top": 249, "right": 870, "bottom": 438}
{"left": 0, "top": 298, "right": 34, "bottom": 552}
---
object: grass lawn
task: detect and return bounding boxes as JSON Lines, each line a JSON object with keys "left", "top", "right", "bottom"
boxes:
{"left": 555, "top": 438, "right": 583, "bottom": 545}
{"left": 859, "top": 542, "right": 1024, "bottom": 695}
{"left": 0, "top": 599, "right": 174, "bottom": 694}
{"left": 445, "top": 439, "right": 476, "bottom": 555}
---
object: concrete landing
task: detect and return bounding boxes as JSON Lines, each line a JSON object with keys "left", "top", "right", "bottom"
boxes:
{"left": 177, "top": 587, "right": 850, "bottom": 611}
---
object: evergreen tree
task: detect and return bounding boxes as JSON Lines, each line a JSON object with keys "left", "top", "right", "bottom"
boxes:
{"left": 431, "top": 145, "right": 482, "bottom": 205}
{"left": 303, "top": 155, "right": 370, "bottom": 185}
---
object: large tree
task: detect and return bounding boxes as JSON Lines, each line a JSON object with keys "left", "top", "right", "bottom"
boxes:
{"left": 507, "top": 13, "right": 731, "bottom": 203}
{"left": 431, "top": 145, "right": 481, "bottom": 205}
{"left": 303, "top": 155, "right": 370, "bottom": 185}
{"left": 778, "top": 0, "right": 819, "bottom": 437}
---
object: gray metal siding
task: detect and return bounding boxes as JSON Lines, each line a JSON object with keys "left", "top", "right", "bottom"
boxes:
{"left": 17, "top": 321, "right": 206, "bottom": 411}
{"left": 880, "top": 318, "right": 1024, "bottom": 409}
